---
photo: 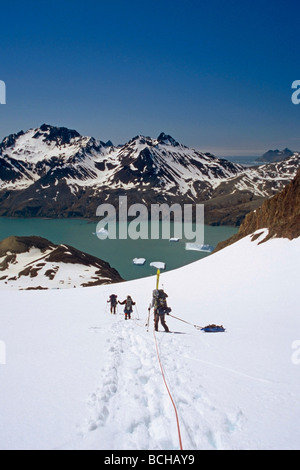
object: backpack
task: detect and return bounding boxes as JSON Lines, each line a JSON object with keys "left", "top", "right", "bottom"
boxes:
{"left": 110, "top": 294, "right": 117, "bottom": 305}
{"left": 153, "top": 290, "right": 171, "bottom": 313}
{"left": 125, "top": 297, "right": 133, "bottom": 311}
{"left": 157, "top": 293, "right": 167, "bottom": 309}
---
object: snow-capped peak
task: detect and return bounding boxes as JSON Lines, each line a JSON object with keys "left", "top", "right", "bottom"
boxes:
{"left": 157, "top": 132, "right": 181, "bottom": 147}
{"left": 0, "top": 124, "right": 299, "bottom": 225}
{"left": 0, "top": 124, "right": 90, "bottom": 164}
{"left": 33, "top": 123, "right": 82, "bottom": 144}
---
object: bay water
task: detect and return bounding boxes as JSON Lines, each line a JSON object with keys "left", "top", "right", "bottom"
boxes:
{"left": 0, "top": 218, "right": 238, "bottom": 280}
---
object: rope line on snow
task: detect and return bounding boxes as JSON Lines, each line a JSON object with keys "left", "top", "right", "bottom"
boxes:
{"left": 153, "top": 329, "right": 183, "bottom": 451}
{"left": 134, "top": 305, "right": 140, "bottom": 320}
{"left": 168, "top": 313, "right": 203, "bottom": 330}
{"left": 132, "top": 318, "right": 144, "bottom": 329}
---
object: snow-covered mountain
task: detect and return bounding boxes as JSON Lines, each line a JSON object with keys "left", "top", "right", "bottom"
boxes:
{"left": 0, "top": 125, "right": 242, "bottom": 190}
{"left": 256, "top": 147, "right": 294, "bottom": 163}
{"left": 0, "top": 235, "right": 123, "bottom": 289}
{"left": 215, "top": 168, "right": 300, "bottom": 251}
{"left": 0, "top": 124, "right": 299, "bottom": 224}
{"left": 205, "top": 153, "right": 300, "bottom": 225}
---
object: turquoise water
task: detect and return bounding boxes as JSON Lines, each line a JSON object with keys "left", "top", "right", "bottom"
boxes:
{"left": 0, "top": 218, "right": 238, "bottom": 280}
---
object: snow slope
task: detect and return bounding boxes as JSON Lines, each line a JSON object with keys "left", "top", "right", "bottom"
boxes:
{"left": 0, "top": 231, "right": 299, "bottom": 450}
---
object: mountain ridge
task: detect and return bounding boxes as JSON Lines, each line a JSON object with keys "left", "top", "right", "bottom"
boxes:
{"left": 0, "top": 124, "right": 299, "bottom": 225}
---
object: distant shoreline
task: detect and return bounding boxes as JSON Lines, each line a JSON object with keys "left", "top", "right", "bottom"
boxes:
{"left": 220, "top": 155, "right": 263, "bottom": 167}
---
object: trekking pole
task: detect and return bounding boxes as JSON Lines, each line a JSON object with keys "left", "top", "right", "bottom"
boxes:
{"left": 146, "top": 307, "right": 151, "bottom": 332}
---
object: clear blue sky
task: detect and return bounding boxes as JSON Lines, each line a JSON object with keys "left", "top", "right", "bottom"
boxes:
{"left": 0, "top": 0, "right": 299, "bottom": 155}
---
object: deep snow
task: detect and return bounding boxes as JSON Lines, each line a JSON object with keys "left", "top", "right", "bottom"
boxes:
{"left": 0, "top": 231, "right": 299, "bottom": 450}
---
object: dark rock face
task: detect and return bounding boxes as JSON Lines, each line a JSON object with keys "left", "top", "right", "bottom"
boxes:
{"left": 33, "top": 124, "right": 81, "bottom": 145}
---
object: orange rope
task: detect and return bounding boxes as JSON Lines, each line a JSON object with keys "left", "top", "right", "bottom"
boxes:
{"left": 153, "top": 329, "right": 183, "bottom": 450}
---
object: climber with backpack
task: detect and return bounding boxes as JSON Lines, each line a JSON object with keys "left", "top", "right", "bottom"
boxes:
{"left": 119, "top": 295, "right": 136, "bottom": 320}
{"left": 151, "top": 289, "right": 171, "bottom": 332}
{"left": 107, "top": 294, "right": 118, "bottom": 314}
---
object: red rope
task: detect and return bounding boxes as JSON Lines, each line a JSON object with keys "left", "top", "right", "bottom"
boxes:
{"left": 153, "top": 329, "right": 183, "bottom": 450}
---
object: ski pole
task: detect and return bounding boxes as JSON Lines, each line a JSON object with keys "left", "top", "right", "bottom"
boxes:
{"left": 146, "top": 307, "right": 151, "bottom": 332}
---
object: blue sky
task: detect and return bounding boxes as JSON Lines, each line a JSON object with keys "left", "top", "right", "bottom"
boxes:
{"left": 0, "top": 0, "right": 299, "bottom": 155}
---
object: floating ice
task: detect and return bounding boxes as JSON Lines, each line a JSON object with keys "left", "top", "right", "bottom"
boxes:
{"left": 150, "top": 261, "right": 166, "bottom": 270}
{"left": 185, "top": 243, "right": 214, "bottom": 253}
{"left": 95, "top": 228, "right": 109, "bottom": 240}
{"left": 133, "top": 258, "right": 146, "bottom": 265}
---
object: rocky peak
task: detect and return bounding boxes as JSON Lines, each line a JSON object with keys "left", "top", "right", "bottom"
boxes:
{"left": 103, "top": 140, "right": 114, "bottom": 147}
{"left": 33, "top": 124, "right": 81, "bottom": 145}
{"left": 126, "top": 135, "right": 154, "bottom": 148}
{"left": 157, "top": 132, "right": 180, "bottom": 147}
{"left": 0, "top": 130, "right": 25, "bottom": 152}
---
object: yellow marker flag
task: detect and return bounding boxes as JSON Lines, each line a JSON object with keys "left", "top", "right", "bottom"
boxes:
{"left": 156, "top": 269, "right": 160, "bottom": 290}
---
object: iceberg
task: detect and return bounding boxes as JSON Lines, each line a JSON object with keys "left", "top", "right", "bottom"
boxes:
{"left": 150, "top": 261, "right": 166, "bottom": 270}
{"left": 185, "top": 243, "right": 214, "bottom": 253}
{"left": 132, "top": 258, "right": 146, "bottom": 265}
{"left": 94, "top": 228, "right": 109, "bottom": 240}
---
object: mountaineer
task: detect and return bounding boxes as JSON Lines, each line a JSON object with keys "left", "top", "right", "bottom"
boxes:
{"left": 107, "top": 294, "right": 118, "bottom": 314}
{"left": 151, "top": 289, "right": 171, "bottom": 332}
{"left": 119, "top": 295, "right": 136, "bottom": 320}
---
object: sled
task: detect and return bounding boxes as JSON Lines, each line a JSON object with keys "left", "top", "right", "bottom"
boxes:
{"left": 201, "top": 325, "right": 226, "bottom": 333}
